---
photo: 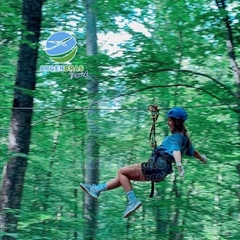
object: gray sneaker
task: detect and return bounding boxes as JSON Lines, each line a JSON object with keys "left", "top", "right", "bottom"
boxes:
{"left": 80, "top": 183, "right": 100, "bottom": 199}
{"left": 123, "top": 199, "right": 142, "bottom": 218}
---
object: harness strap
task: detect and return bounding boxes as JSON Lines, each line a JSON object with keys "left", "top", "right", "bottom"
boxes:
{"left": 148, "top": 155, "right": 173, "bottom": 198}
{"left": 149, "top": 182, "right": 155, "bottom": 198}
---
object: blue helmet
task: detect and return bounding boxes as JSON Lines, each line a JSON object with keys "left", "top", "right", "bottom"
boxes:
{"left": 167, "top": 107, "right": 188, "bottom": 122}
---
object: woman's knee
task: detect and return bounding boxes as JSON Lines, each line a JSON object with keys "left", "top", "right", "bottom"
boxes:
{"left": 118, "top": 165, "right": 144, "bottom": 181}
{"left": 118, "top": 167, "right": 128, "bottom": 176}
{"left": 118, "top": 165, "right": 136, "bottom": 177}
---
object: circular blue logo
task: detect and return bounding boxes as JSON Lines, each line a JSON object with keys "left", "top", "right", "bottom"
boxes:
{"left": 45, "top": 32, "right": 77, "bottom": 63}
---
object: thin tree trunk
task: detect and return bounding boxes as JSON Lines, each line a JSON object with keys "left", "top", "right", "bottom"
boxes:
{"left": 237, "top": 164, "right": 240, "bottom": 210}
{"left": 41, "top": 118, "right": 61, "bottom": 238}
{"left": 155, "top": 187, "right": 168, "bottom": 239}
{"left": 0, "top": 0, "right": 43, "bottom": 239}
{"left": 73, "top": 118, "right": 83, "bottom": 240}
{"left": 181, "top": 181, "right": 194, "bottom": 239}
{"left": 83, "top": 0, "right": 99, "bottom": 239}
{"left": 74, "top": 188, "right": 78, "bottom": 240}
{"left": 169, "top": 177, "right": 182, "bottom": 240}
{"left": 215, "top": 0, "right": 240, "bottom": 206}
{"left": 155, "top": 113, "right": 169, "bottom": 239}
{"left": 215, "top": 0, "right": 240, "bottom": 85}
{"left": 215, "top": 0, "right": 240, "bottom": 129}
{"left": 44, "top": 120, "right": 61, "bottom": 211}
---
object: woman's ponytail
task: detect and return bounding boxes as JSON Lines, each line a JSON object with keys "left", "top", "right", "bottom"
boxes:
{"left": 171, "top": 118, "right": 191, "bottom": 148}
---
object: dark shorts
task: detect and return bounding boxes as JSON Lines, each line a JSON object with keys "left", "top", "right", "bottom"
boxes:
{"left": 141, "top": 156, "right": 173, "bottom": 182}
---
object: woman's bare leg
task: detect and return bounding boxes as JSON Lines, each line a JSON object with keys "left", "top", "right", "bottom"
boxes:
{"left": 116, "top": 163, "right": 145, "bottom": 217}
{"left": 81, "top": 163, "right": 145, "bottom": 195}
{"left": 106, "top": 177, "right": 121, "bottom": 190}
{"left": 80, "top": 163, "right": 145, "bottom": 217}
{"left": 118, "top": 163, "right": 146, "bottom": 192}
{"left": 105, "top": 164, "right": 146, "bottom": 191}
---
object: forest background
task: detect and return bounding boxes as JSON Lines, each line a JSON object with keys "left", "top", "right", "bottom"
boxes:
{"left": 0, "top": 0, "right": 239, "bottom": 239}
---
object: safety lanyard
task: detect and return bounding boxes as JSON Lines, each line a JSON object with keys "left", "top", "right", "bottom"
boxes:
{"left": 148, "top": 104, "right": 159, "bottom": 198}
{"left": 148, "top": 104, "right": 159, "bottom": 148}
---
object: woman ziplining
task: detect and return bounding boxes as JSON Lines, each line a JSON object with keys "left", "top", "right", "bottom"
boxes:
{"left": 80, "top": 107, "right": 208, "bottom": 218}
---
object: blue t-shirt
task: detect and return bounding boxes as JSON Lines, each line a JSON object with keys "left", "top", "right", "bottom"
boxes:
{"left": 156, "top": 133, "right": 195, "bottom": 158}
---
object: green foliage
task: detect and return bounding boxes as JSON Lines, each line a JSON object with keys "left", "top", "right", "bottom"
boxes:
{"left": 1, "top": 0, "right": 240, "bottom": 239}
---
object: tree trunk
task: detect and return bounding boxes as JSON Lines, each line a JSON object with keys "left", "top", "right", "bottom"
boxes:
{"left": 0, "top": 0, "right": 43, "bottom": 239}
{"left": 169, "top": 177, "right": 182, "bottom": 240}
{"left": 83, "top": 0, "right": 99, "bottom": 239}
{"left": 215, "top": 0, "right": 240, "bottom": 84}
{"left": 44, "top": 120, "right": 61, "bottom": 211}
{"left": 215, "top": 0, "right": 240, "bottom": 206}
{"left": 237, "top": 164, "right": 240, "bottom": 209}
{"left": 155, "top": 114, "right": 169, "bottom": 239}
{"left": 215, "top": 0, "right": 240, "bottom": 122}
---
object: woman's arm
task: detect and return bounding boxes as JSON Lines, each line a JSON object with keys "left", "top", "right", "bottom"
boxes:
{"left": 173, "top": 150, "right": 185, "bottom": 177}
{"left": 173, "top": 149, "right": 208, "bottom": 178}
{"left": 194, "top": 150, "right": 208, "bottom": 164}
{"left": 173, "top": 150, "right": 182, "bottom": 164}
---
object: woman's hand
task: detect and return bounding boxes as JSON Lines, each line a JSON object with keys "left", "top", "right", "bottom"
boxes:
{"left": 173, "top": 151, "right": 185, "bottom": 177}
{"left": 194, "top": 150, "right": 208, "bottom": 165}
{"left": 176, "top": 162, "right": 185, "bottom": 177}
{"left": 201, "top": 155, "right": 208, "bottom": 165}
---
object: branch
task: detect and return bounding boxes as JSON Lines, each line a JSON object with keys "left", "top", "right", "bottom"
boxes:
{"left": 31, "top": 109, "right": 79, "bottom": 126}
{"left": 130, "top": 68, "right": 236, "bottom": 97}
{"left": 103, "top": 66, "right": 236, "bottom": 97}
{"left": 107, "top": 84, "right": 223, "bottom": 102}
{"left": 88, "top": 84, "right": 234, "bottom": 111}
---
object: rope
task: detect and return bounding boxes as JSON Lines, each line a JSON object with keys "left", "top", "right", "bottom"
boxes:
{"left": 148, "top": 104, "right": 159, "bottom": 198}
{"left": 148, "top": 104, "right": 159, "bottom": 148}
